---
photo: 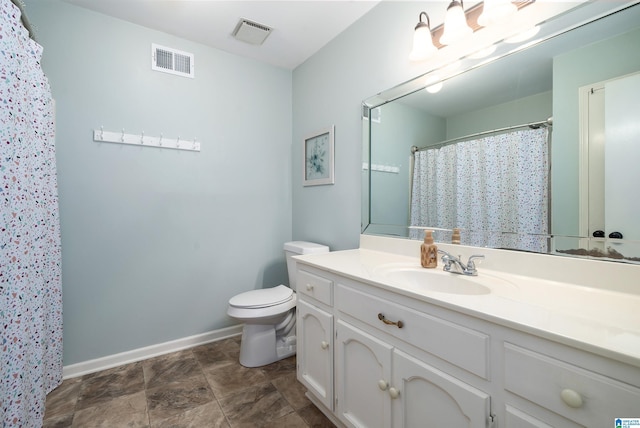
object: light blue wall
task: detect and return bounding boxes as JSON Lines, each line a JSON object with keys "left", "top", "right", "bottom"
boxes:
{"left": 552, "top": 27, "right": 640, "bottom": 236}
{"left": 446, "top": 91, "right": 552, "bottom": 139}
{"left": 370, "top": 102, "right": 445, "bottom": 229}
{"left": 29, "top": 1, "right": 292, "bottom": 365}
{"left": 292, "top": 2, "right": 430, "bottom": 250}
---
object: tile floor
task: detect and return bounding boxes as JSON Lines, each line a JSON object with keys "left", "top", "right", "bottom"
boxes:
{"left": 44, "top": 336, "right": 336, "bottom": 427}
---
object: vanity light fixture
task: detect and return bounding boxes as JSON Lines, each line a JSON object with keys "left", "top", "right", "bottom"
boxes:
{"left": 409, "top": 12, "right": 437, "bottom": 61}
{"left": 408, "top": 1, "right": 534, "bottom": 61}
{"left": 440, "top": 0, "right": 473, "bottom": 46}
{"left": 478, "top": 0, "right": 517, "bottom": 27}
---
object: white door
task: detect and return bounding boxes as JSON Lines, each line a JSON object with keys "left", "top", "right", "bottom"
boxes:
{"left": 336, "top": 320, "right": 393, "bottom": 428}
{"left": 391, "top": 349, "right": 490, "bottom": 428}
{"left": 579, "top": 71, "right": 640, "bottom": 258}
{"left": 604, "top": 72, "right": 640, "bottom": 251}
{"left": 297, "top": 300, "right": 333, "bottom": 411}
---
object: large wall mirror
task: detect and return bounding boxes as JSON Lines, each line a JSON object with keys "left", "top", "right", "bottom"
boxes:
{"left": 362, "top": 1, "right": 640, "bottom": 263}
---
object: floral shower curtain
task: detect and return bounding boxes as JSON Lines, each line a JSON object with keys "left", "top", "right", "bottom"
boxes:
{"left": 410, "top": 127, "right": 549, "bottom": 252}
{"left": 1, "top": 0, "right": 63, "bottom": 426}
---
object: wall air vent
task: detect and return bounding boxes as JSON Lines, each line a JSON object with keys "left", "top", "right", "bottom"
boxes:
{"left": 151, "top": 44, "right": 194, "bottom": 78}
{"left": 232, "top": 18, "right": 272, "bottom": 45}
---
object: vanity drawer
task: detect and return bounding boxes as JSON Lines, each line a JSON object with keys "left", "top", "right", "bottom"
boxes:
{"left": 297, "top": 269, "right": 332, "bottom": 306}
{"left": 336, "top": 283, "right": 489, "bottom": 379}
{"left": 504, "top": 343, "right": 640, "bottom": 426}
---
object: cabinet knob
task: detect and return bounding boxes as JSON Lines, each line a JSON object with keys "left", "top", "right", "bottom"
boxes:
{"left": 560, "top": 389, "right": 583, "bottom": 408}
{"left": 377, "top": 380, "right": 388, "bottom": 391}
{"left": 306, "top": 284, "right": 314, "bottom": 291}
{"left": 388, "top": 387, "right": 400, "bottom": 399}
{"left": 321, "top": 341, "right": 329, "bottom": 350}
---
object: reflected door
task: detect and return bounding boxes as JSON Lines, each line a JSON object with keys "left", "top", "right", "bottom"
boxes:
{"left": 581, "top": 71, "right": 640, "bottom": 258}
{"left": 605, "top": 72, "right": 640, "bottom": 253}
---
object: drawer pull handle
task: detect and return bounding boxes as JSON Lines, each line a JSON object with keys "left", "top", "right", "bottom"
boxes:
{"left": 389, "top": 387, "right": 400, "bottom": 399}
{"left": 378, "top": 313, "right": 404, "bottom": 328}
{"left": 560, "top": 389, "right": 583, "bottom": 408}
{"left": 377, "top": 380, "right": 388, "bottom": 391}
{"left": 321, "top": 341, "right": 329, "bottom": 350}
{"left": 306, "top": 284, "right": 314, "bottom": 291}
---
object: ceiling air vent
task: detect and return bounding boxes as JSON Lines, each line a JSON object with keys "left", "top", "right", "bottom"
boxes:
{"left": 151, "top": 43, "right": 194, "bottom": 78}
{"left": 232, "top": 18, "right": 272, "bottom": 45}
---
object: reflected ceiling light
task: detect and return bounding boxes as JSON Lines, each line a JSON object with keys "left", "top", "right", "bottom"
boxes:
{"left": 426, "top": 82, "right": 443, "bottom": 93}
{"left": 468, "top": 44, "right": 497, "bottom": 59}
{"left": 424, "top": 74, "right": 443, "bottom": 93}
{"left": 504, "top": 26, "right": 541, "bottom": 43}
{"left": 440, "top": 0, "right": 473, "bottom": 46}
{"left": 409, "top": 12, "right": 437, "bottom": 61}
{"left": 478, "top": 0, "right": 517, "bottom": 27}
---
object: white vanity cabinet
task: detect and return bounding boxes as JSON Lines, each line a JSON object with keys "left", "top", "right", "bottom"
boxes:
{"left": 501, "top": 338, "right": 640, "bottom": 427}
{"left": 296, "top": 268, "right": 334, "bottom": 411}
{"left": 335, "top": 280, "right": 491, "bottom": 428}
{"left": 336, "top": 320, "right": 490, "bottom": 428}
{"left": 297, "top": 265, "right": 492, "bottom": 428}
{"left": 295, "top": 259, "right": 640, "bottom": 428}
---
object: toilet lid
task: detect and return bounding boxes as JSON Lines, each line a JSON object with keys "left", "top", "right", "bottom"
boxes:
{"left": 229, "top": 285, "right": 294, "bottom": 309}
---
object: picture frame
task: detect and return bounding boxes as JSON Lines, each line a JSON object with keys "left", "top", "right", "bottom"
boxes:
{"left": 303, "top": 125, "right": 335, "bottom": 186}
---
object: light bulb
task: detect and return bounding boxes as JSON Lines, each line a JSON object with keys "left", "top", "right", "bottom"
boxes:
{"left": 409, "top": 12, "right": 437, "bottom": 62}
{"left": 440, "top": 1, "right": 473, "bottom": 46}
{"left": 478, "top": 0, "right": 517, "bottom": 27}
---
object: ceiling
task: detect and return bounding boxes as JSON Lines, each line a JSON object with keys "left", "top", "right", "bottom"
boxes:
{"left": 63, "top": 0, "right": 382, "bottom": 70}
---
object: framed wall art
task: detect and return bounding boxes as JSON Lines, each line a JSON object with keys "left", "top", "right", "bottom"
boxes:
{"left": 303, "top": 125, "right": 335, "bottom": 186}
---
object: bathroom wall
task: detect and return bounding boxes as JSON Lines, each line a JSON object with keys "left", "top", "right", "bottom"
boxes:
{"left": 445, "top": 91, "right": 552, "bottom": 140}
{"left": 28, "top": 1, "right": 293, "bottom": 365}
{"left": 291, "top": 1, "right": 524, "bottom": 250}
{"left": 292, "top": 2, "right": 424, "bottom": 250}
{"left": 370, "top": 102, "right": 445, "bottom": 229}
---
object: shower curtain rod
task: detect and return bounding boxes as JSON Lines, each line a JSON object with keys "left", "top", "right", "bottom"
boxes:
{"left": 411, "top": 117, "right": 553, "bottom": 154}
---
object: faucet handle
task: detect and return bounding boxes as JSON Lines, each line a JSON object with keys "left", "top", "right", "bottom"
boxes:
{"left": 466, "top": 254, "right": 485, "bottom": 272}
{"left": 437, "top": 249, "right": 454, "bottom": 270}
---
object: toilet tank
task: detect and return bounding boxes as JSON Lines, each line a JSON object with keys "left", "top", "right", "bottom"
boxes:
{"left": 283, "top": 241, "right": 329, "bottom": 291}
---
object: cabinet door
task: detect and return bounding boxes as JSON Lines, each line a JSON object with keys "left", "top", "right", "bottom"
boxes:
{"left": 297, "top": 300, "right": 333, "bottom": 411}
{"left": 392, "top": 349, "right": 490, "bottom": 428}
{"left": 336, "top": 320, "right": 393, "bottom": 428}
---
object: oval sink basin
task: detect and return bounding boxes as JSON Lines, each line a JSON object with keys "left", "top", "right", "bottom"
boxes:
{"left": 373, "top": 263, "right": 515, "bottom": 296}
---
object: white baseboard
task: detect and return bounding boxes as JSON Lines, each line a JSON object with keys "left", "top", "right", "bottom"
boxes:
{"left": 62, "top": 324, "right": 243, "bottom": 379}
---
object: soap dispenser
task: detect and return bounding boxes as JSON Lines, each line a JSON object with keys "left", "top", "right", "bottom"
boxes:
{"left": 451, "top": 228, "right": 461, "bottom": 245}
{"left": 420, "top": 230, "right": 438, "bottom": 268}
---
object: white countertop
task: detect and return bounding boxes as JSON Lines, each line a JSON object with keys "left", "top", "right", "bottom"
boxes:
{"left": 294, "top": 245, "right": 640, "bottom": 368}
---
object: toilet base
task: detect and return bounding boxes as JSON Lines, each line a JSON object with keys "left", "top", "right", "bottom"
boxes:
{"left": 239, "top": 323, "right": 297, "bottom": 368}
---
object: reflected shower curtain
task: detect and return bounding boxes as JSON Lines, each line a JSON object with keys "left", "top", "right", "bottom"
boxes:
{"left": 410, "top": 128, "right": 549, "bottom": 252}
{"left": 1, "top": 0, "right": 63, "bottom": 426}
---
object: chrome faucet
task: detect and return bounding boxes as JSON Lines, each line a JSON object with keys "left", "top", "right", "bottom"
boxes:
{"left": 437, "top": 250, "right": 485, "bottom": 276}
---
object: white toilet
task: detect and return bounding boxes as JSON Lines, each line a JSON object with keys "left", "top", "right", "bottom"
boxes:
{"left": 227, "top": 241, "right": 329, "bottom": 367}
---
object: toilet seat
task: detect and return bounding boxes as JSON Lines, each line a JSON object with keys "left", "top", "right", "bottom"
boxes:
{"left": 229, "top": 285, "right": 293, "bottom": 309}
